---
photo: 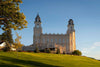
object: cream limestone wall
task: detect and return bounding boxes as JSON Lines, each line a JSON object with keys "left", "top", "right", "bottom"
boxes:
{"left": 66, "top": 31, "right": 76, "bottom": 53}
{"left": 73, "top": 32, "right": 76, "bottom": 51}
{"left": 34, "top": 34, "right": 68, "bottom": 53}
{"left": 41, "top": 34, "right": 67, "bottom": 44}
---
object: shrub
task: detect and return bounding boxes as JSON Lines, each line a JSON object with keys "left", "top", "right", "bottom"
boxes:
{"left": 3, "top": 46, "right": 11, "bottom": 52}
{"left": 72, "top": 50, "right": 82, "bottom": 56}
{"left": 18, "top": 50, "right": 22, "bottom": 52}
{"left": 39, "top": 50, "right": 44, "bottom": 52}
{"left": 46, "top": 48, "right": 51, "bottom": 53}
{"left": 63, "top": 51, "right": 65, "bottom": 54}
{"left": 34, "top": 47, "right": 40, "bottom": 53}
{"left": 56, "top": 48, "right": 60, "bottom": 54}
{"left": 44, "top": 49, "right": 47, "bottom": 53}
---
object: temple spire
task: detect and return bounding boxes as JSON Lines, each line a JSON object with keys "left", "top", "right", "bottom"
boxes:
{"left": 68, "top": 19, "right": 74, "bottom": 25}
{"left": 35, "top": 13, "right": 41, "bottom": 22}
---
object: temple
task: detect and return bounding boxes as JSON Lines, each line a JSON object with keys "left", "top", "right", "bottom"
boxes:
{"left": 23, "top": 14, "right": 76, "bottom": 53}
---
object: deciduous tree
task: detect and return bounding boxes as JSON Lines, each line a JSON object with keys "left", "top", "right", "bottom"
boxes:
{"left": 0, "top": 0, "right": 27, "bottom": 31}
{"left": 1, "top": 29, "right": 13, "bottom": 43}
{"left": 14, "top": 32, "right": 23, "bottom": 50}
{"left": 72, "top": 50, "right": 82, "bottom": 56}
{"left": 35, "top": 47, "right": 40, "bottom": 53}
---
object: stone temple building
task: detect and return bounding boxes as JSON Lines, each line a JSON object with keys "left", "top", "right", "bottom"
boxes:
{"left": 22, "top": 14, "right": 76, "bottom": 54}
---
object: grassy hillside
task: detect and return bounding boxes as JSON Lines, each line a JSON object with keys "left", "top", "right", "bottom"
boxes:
{"left": 0, "top": 52, "right": 100, "bottom": 67}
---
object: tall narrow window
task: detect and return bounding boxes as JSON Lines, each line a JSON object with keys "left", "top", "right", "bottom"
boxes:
{"left": 51, "top": 39, "right": 53, "bottom": 43}
{"left": 63, "top": 39, "right": 64, "bottom": 43}
{"left": 67, "top": 39, "right": 68, "bottom": 43}
{"left": 59, "top": 39, "right": 61, "bottom": 44}
{"left": 47, "top": 39, "right": 49, "bottom": 42}
{"left": 43, "top": 39, "right": 45, "bottom": 43}
{"left": 55, "top": 39, "right": 57, "bottom": 43}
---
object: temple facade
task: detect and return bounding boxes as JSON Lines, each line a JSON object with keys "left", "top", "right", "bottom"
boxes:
{"left": 32, "top": 14, "right": 76, "bottom": 53}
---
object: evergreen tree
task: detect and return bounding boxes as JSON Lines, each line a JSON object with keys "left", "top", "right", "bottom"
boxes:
{"left": 0, "top": 0, "right": 28, "bottom": 31}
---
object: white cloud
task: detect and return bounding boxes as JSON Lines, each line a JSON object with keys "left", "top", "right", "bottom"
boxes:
{"left": 82, "top": 42, "right": 100, "bottom": 54}
{"left": 82, "top": 48, "right": 87, "bottom": 53}
{"left": 94, "top": 42, "right": 100, "bottom": 46}
{"left": 81, "top": 42, "right": 100, "bottom": 60}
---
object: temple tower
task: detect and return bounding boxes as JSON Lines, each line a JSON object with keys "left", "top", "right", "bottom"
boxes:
{"left": 33, "top": 14, "right": 42, "bottom": 46}
{"left": 67, "top": 19, "right": 76, "bottom": 53}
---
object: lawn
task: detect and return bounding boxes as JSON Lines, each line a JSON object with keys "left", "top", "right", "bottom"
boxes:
{"left": 0, "top": 52, "right": 100, "bottom": 67}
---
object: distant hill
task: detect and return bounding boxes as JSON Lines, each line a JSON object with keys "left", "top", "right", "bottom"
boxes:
{"left": 0, "top": 52, "right": 100, "bottom": 67}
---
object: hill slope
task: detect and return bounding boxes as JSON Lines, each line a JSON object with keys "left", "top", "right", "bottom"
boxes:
{"left": 0, "top": 52, "right": 100, "bottom": 67}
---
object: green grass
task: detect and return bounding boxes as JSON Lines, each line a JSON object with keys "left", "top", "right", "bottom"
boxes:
{"left": 0, "top": 52, "right": 100, "bottom": 67}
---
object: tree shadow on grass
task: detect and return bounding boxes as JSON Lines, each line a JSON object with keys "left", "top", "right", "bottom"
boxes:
{"left": 0, "top": 63, "right": 20, "bottom": 67}
{"left": 0, "top": 56, "right": 62, "bottom": 67}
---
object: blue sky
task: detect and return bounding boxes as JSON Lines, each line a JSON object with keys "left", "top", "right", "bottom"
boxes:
{"left": 0, "top": 0, "right": 100, "bottom": 59}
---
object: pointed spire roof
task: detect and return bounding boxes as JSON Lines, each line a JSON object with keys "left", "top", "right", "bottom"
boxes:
{"left": 35, "top": 13, "right": 41, "bottom": 22}
{"left": 68, "top": 19, "right": 74, "bottom": 25}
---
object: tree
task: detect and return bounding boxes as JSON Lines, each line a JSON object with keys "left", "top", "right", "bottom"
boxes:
{"left": 46, "top": 48, "right": 51, "bottom": 53}
{"left": 14, "top": 32, "right": 23, "bottom": 51}
{"left": 1, "top": 29, "right": 13, "bottom": 44}
{"left": 56, "top": 48, "right": 60, "bottom": 54}
{"left": 72, "top": 50, "right": 82, "bottom": 56}
{"left": 63, "top": 51, "right": 65, "bottom": 54}
{"left": 6, "top": 29, "right": 14, "bottom": 44}
{"left": 0, "top": 0, "right": 28, "bottom": 31}
{"left": 3, "top": 41, "right": 11, "bottom": 52}
{"left": 35, "top": 47, "right": 40, "bottom": 53}
{"left": 1, "top": 32, "right": 7, "bottom": 41}
{"left": 44, "top": 49, "right": 47, "bottom": 53}
{"left": 0, "top": 35, "right": 2, "bottom": 41}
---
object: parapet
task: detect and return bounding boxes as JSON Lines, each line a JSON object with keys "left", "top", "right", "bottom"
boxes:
{"left": 42, "top": 33, "right": 66, "bottom": 36}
